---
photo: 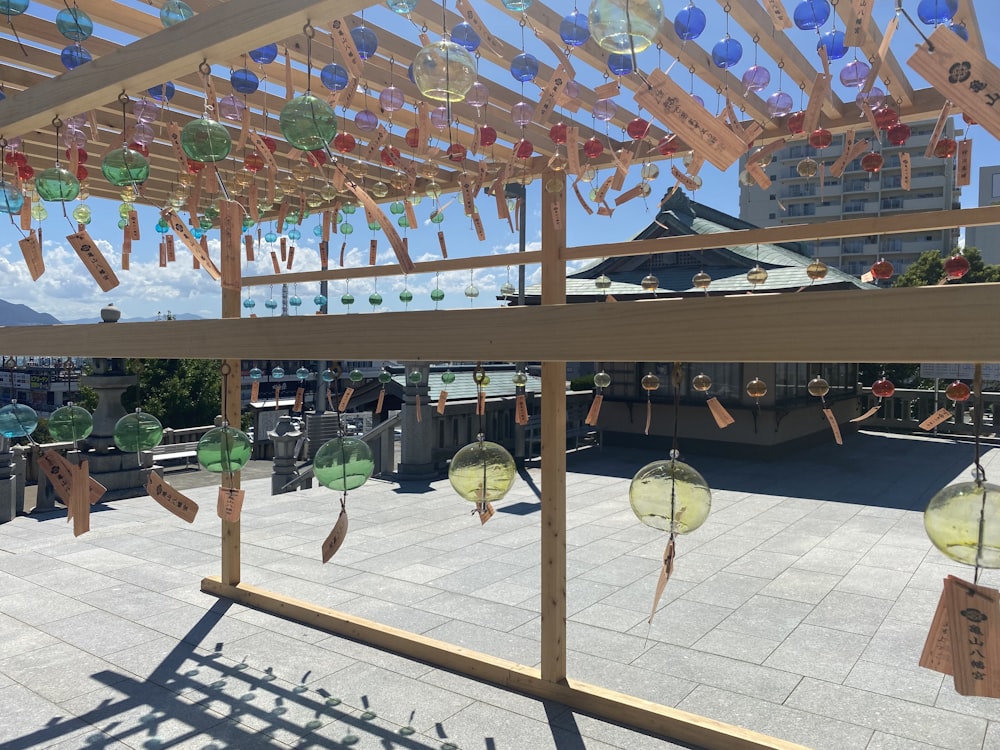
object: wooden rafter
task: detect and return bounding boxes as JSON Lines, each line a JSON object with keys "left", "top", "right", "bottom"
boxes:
{"left": 2, "top": 281, "right": 998, "bottom": 364}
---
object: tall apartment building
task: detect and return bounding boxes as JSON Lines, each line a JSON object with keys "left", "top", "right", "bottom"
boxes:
{"left": 739, "top": 119, "right": 961, "bottom": 278}
{"left": 963, "top": 165, "right": 1000, "bottom": 265}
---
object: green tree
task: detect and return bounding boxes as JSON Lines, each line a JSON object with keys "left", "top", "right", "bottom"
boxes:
{"left": 893, "top": 247, "right": 1000, "bottom": 287}
{"left": 123, "top": 359, "right": 222, "bottom": 429}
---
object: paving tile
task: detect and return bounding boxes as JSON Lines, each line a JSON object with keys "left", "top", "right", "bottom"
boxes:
{"left": 723, "top": 548, "right": 799, "bottom": 579}
{"left": 336, "top": 597, "right": 452, "bottom": 635}
{"left": 984, "top": 721, "right": 1000, "bottom": 750}
{"left": 571, "top": 601, "right": 650, "bottom": 634}
{"left": 865, "top": 733, "right": 949, "bottom": 750}
{"left": 888, "top": 585, "right": 947, "bottom": 625}
{"left": 137, "top": 601, "right": 266, "bottom": 651}
{"left": 805, "top": 590, "right": 894, "bottom": 636}
{"left": 764, "top": 623, "right": 869, "bottom": 683}
{"left": 0, "top": 641, "right": 128, "bottom": 703}
{"left": 58, "top": 679, "right": 231, "bottom": 749}
{"left": 682, "top": 570, "right": 768, "bottom": 609}
{"left": 77, "top": 582, "right": 185, "bottom": 622}
{"left": 858, "top": 544, "right": 930, "bottom": 573}
{"left": 935, "top": 683, "right": 1000, "bottom": 722}
{"left": 759, "top": 567, "right": 842, "bottom": 604}
{"left": 0, "top": 683, "right": 91, "bottom": 749}
{"left": 862, "top": 618, "right": 933, "bottom": 668}
{"left": 552, "top": 709, "right": 695, "bottom": 749}
{"left": 24, "top": 563, "right": 120, "bottom": 596}
{"left": 0, "top": 550, "right": 68, "bottom": 577}
{"left": 632, "top": 642, "right": 802, "bottom": 704}
{"left": 219, "top": 630, "right": 355, "bottom": 687}
{"left": 677, "top": 684, "right": 873, "bottom": 750}
{"left": 793, "top": 545, "right": 866, "bottom": 576}
{"left": 627, "top": 597, "right": 733, "bottom": 648}
{"left": 719, "top": 594, "right": 814, "bottom": 641}
{"left": 757, "top": 530, "right": 825, "bottom": 556}
{"left": 845, "top": 660, "right": 943, "bottom": 706}
{"left": 785, "top": 677, "right": 987, "bottom": 750}
{"left": 416, "top": 590, "right": 536, "bottom": 632}
{"left": 433, "top": 701, "right": 620, "bottom": 750}
{"left": 837, "top": 565, "right": 914, "bottom": 600}
{"left": 691, "top": 627, "right": 781, "bottom": 664}
{"left": 0, "top": 583, "right": 96, "bottom": 625}
{"left": 40, "top": 609, "right": 163, "bottom": 657}
{"left": 593, "top": 574, "right": 693, "bottom": 615}
{"left": 422, "top": 620, "right": 541, "bottom": 667}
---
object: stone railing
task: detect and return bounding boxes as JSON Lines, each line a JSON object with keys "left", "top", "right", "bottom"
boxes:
{"left": 859, "top": 388, "right": 999, "bottom": 436}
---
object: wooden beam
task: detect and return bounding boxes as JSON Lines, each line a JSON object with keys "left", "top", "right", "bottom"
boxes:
{"left": 3, "top": 283, "right": 998, "bottom": 364}
{"left": 200, "top": 577, "right": 810, "bottom": 750}
{"left": 243, "top": 250, "right": 545, "bottom": 287}
{"left": 540, "top": 170, "right": 567, "bottom": 684}
{"left": 220, "top": 200, "right": 242, "bottom": 587}
{"left": 0, "top": 0, "right": 371, "bottom": 138}
{"left": 565, "top": 206, "right": 1000, "bottom": 262}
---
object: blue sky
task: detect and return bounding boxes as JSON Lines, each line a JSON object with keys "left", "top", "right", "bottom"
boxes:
{"left": 1, "top": 1, "right": 996, "bottom": 323}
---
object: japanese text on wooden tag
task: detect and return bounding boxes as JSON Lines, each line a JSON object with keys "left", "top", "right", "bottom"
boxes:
{"left": 956, "top": 139, "right": 973, "bottom": 187}
{"left": 851, "top": 405, "right": 882, "bottom": 423}
{"left": 920, "top": 408, "right": 953, "bottom": 431}
{"left": 762, "top": 0, "right": 792, "bottom": 29}
{"left": 908, "top": 26, "right": 1000, "bottom": 142}
{"left": 146, "top": 473, "right": 199, "bottom": 523}
{"left": 515, "top": 394, "right": 529, "bottom": 426}
{"left": 322, "top": 508, "right": 349, "bottom": 563}
{"left": 921, "top": 577, "right": 957, "bottom": 675}
{"left": 822, "top": 408, "right": 844, "bottom": 445}
{"left": 846, "top": 0, "right": 873, "bottom": 46}
{"left": 329, "top": 19, "right": 364, "bottom": 78}
{"left": 18, "top": 230, "right": 44, "bottom": 280}
{"left": 338, "top": 387, "right": 354, "bottom": 413}
{"left": 39, "top": 450, "right": 106, "bottom": 507}
{"left": 945, "top": 576, "right": 1000, "bottom": 696}
{"left": 66, "top": 230, "right": 120, "bottom": 292}
{"left": 162, "top": 209, "right": 221, "bottom": 279}
{"left": 437, "top": 390, "right": 448, "bottom": 414}
{"left": 294, "top": 387, "right": 305, "bottom": 413}
{"left": 217, "top": 487, "right": 244, "bottom": 523}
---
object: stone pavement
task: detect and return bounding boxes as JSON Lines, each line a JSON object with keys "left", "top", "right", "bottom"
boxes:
{"left": 0, "top": 430, "right": 999, "bottom": 750}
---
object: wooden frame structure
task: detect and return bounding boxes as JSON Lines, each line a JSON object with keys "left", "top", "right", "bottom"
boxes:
{"left": 0, "top": 3, "right": 998, "bottom": 749}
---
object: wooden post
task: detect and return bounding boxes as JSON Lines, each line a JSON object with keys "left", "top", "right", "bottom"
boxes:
{"left": 220, "top": 200, "right": 243, "bottom": 586}
{"left": 540, "top": 170, "right": 567, "bottom": 683}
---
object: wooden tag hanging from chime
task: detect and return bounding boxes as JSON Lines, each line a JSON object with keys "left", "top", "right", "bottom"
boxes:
{"left": 807, "top": 376, "right": 843, "bottom": 445}
{"left": 921, "top": 576, "right": 1000, "bottom": 697}
{"left": 586, "top": 370, "right": 611, "bottom": 426}
{"left": 437, "top": 370, "right": 455, "bottom": 414}
{"left": 690, "top": 372, "right": 735, "bottom": 429}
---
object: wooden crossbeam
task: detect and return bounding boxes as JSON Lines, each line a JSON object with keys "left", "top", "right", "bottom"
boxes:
{"left": 3, "top": 282, "right": 998, "bottom": 364}
{"left": 565, "top": 206, "right": 1000, "bottom": 262}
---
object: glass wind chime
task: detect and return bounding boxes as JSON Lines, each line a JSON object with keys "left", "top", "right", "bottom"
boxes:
{"left": 629, "top": 364, "right": 711, "bottom": 623}
{"left": 920, "top": 364, "right": 1000, "bottom": 698}
{"left": 313, "top": 370, "right": 375, "bottom": 563}
{"left": 448, "top": 365, "right": 516, "bottom": 523}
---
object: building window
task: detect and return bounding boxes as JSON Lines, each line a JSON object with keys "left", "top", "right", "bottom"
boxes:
{"left": 844, "top": 199, "right": 866, "bottom": 213}
{"left": 881, "top": 197, "right": 903, "bottom": 210}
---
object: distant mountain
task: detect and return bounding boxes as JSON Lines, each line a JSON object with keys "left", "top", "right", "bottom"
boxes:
{"left": 0, "top": 299, "right": 60, "bottom": 326}
{"left": 59, "top": 312, "right": 206, "bottom": 324}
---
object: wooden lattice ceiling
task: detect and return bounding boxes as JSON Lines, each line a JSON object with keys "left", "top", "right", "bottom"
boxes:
{"left": 0, "top": 0, "right": 987, "bottom": 214}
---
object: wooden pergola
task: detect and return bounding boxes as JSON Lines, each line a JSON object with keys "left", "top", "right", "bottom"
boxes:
{"left": 1, "top": 2, "right": 999, "bottom": 748}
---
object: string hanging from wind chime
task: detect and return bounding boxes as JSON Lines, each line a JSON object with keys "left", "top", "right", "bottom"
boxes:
{"left": 629, "top": 363, "right": 712, "bottom": 624}
{"left": 196, "top": 363, "right": 252, "bottom": 523}
{"left": 448, "top": 363, "right": 516, "bottom": 525}
{"left": 745, "top": 373, "right": 767, "bottom": 434}
{"left": 640, "top": 371, "right": 660, "bottom": 435}
{"left": 920, "top": 364, "right": 1000, "bottom": 697}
